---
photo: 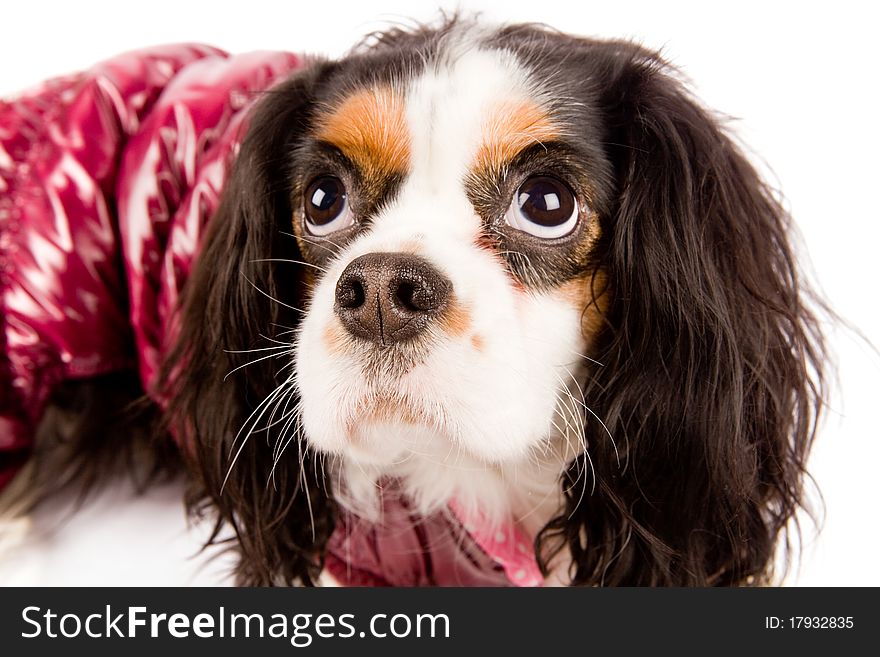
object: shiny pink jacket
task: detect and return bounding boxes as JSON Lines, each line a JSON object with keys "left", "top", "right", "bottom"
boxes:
{"left": 0, "top": 45, "right": 300, "bottom": 490}
{"left": 0, "top": 46, "right": 517, "bottom": 586}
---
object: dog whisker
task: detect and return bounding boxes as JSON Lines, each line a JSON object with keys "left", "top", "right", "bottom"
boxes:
{"left": 295, "top": 422, "right": 317, "bottom": 543}
{"left": 556, "top": 364, "right": 620, "bottom": 469}
{"left": 223, "top": 349, "right": 293, "bottom": 381}
{"left": 282, "top": 231, "right": 347, "bottom": 254}
{"left": 249, "top": 258, "right": 329, "bottom": 274}
{"left": 221, "top": 377, "right": 296, "bottom": 492}
{"left": 240, "top": 272, "right": 306, "bottom": 314}
{"left": 268, "top": 405, "right": 301, "bottom": 485}
{"left": 224, "top": 344, "right": 292, "bottom": 354}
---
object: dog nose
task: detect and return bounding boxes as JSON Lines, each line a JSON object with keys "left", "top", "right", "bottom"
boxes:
{"left": 334, "top": 252, "right": 452, "bottom": 345}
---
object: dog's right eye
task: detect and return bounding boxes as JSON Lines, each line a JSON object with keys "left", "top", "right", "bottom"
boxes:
{"left": 503, "top": 175, "right": 579, "bottom": 239}
{"left": 304, "top": 176, "right": 351, "bottom": 235}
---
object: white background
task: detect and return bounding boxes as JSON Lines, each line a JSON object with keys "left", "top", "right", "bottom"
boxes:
{"left": 0, "top": 0, "right": 877, "bottom": 586}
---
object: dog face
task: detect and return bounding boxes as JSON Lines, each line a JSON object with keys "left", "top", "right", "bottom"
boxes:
{"left": 291, "top": 30, "right": 611, "bottom": 517}
{"left": 165, "top": 19, "right": 825, "bottom": 586}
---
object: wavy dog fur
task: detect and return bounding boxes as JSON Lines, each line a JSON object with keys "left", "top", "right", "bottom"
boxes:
{"left": 161, "top": 20, "right": 826, "bottom": 586}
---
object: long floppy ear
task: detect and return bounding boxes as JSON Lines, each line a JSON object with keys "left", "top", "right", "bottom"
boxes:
{"left": 539, "top": 43, "right": 827, "bottom": 585}
{"left": 160, "top": 61, "right": 339, "bottom": 585}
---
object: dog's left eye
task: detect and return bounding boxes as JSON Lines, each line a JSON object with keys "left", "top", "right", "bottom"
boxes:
{"left": 504, "top": 175, "right": 579, "bottom": 239}
{"left": 304, "top": 175, "right": 352, "bottom": 235}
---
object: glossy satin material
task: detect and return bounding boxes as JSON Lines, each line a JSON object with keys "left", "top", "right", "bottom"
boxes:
{"left": 0, "top": 45, "right": 301, "bottom": 491}
{"left": 0, "top": 47, "right": 517, "bottom": 586}
{"left": 326, "top": 482, "right": 511, "bottom": 586}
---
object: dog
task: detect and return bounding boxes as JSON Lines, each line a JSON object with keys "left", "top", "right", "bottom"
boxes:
{"left": 1, "top": 18, "right": 827, "bottom": 586}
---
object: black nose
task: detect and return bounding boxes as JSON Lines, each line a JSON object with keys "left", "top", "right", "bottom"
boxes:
{"left": 334, "top": 252, "right": 452, "bottom": 346}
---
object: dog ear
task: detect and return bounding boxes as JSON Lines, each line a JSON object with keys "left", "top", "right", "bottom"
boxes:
{"left": 538, "top": 44, "right": 827, "bottom": 585}
{"left": 161, "top": 61, "right": 339, "bottom": 585}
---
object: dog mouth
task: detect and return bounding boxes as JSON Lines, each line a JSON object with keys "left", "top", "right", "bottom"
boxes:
{"left": 345, "top": 391, "right": 430, "bottom": 434}
{"left": 326, "top": 390, "right": 456, "bottom": 469}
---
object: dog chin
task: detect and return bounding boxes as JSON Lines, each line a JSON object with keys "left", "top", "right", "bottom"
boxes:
{"left": 302, "top": 398, "right": 470, "bottom": 467}
{"left": 330, "top": 418, "right": 509, "bottom": 521}
{"left": 340, "top": 419, "right": 424, "bottom": 467}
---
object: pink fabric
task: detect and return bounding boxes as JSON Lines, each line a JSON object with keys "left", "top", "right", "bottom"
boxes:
{"left": 326, "top": 483, "right": 514, "bottom": 587}
{"left": 0, "top": 43, "right": 301, "bottom": 477}
{"left": 0, "top": 45, "right": 543, "bottom": 586}
{"left": 450, "top": 501, "right": 544, "bottom": 587}
{"left": 1, "top": 44, "right": 230, "bottom": 489}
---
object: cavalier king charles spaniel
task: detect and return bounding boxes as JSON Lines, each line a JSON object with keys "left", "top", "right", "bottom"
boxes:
{"left": 5, "top": 17, "right": 819, "bottom": 587}
{"left": 154, "top": 18, "right": 828, "bottom": 586}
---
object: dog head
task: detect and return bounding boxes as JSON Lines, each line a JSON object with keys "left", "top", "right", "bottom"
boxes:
{"left": 164, "top": 19, "right": 825, "bottom": 586}
{"left": 291, "top": 25, "right": 612, "bottom": 521}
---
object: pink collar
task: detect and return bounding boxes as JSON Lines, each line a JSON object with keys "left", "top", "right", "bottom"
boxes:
{"left": 325, "top": 485, "right": 544, "bottom": 587}
{"left": 449, "top": 501, "right": 544, "bottom": 587}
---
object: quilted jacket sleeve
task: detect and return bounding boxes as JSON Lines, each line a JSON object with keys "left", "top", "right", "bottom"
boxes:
{"left": 0, "top": 44, "right": 234, "bottom": 490}
{"left": 0, "top": 45, "right": 305, "bottom": 492}
{"left": 115, "top": 50, "right": 303, "bottom": 396}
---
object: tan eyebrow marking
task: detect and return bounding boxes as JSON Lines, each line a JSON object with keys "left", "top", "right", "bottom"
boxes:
{"left": 313, "top": 86, "right": 411, "bottom": 179}
{"left": 473, "top": 99, "right": 559, "bottom": 172}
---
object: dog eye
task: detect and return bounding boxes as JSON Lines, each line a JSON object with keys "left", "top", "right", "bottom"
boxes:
{"left": 504, "top": 175, "right": 578, "bottom": 239}
{"left": 304, "top": 176, "right": 352, "bottom": 235}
